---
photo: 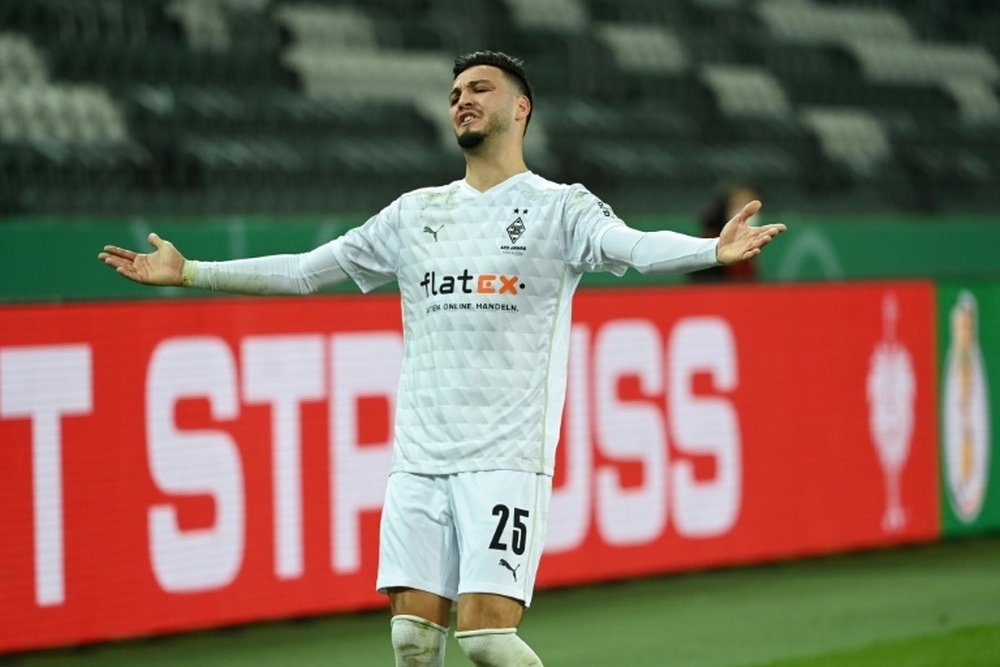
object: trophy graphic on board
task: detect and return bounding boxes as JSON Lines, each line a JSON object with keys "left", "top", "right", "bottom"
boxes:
{"left": 943, "top": 291, "right": 990, "bottom": 523}
{"left": 866, "top": 293, "right": 916, "bottom": 533}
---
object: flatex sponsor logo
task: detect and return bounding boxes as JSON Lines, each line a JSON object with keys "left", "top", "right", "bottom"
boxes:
{"left": 419, "top": 269, "right": 526, "bottom": 314}
{"left": 419, "top": 269, "right": 525, "bottom": 297}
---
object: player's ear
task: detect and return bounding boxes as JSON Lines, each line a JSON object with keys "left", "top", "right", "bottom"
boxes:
{"left": 515, "top": 94, "right": 531, "bottom": 123}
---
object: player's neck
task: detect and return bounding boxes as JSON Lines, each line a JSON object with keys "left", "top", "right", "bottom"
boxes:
{"left": 463, "top": 142, "right": 528, "bottom": 193}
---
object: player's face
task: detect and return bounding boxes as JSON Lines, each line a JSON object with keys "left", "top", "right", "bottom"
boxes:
{"left": 449, "top": 65, "right": 522, "bottom": 150}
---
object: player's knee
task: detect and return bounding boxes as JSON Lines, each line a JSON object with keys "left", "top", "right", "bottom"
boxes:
{"left": 455, "top": 628, "right": 543, "bottom": 667}
{"left": 390, "top": 615, "right": 448, "bottom": 667}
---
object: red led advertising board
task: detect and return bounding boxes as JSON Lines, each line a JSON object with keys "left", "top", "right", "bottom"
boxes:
{"left": 0, "top": 282, "right": 938, "bottom": 652}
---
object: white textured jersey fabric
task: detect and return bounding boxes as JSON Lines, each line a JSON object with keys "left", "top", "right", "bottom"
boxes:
{"left": 331, "top": 171, "right": 627, "bottom": 476}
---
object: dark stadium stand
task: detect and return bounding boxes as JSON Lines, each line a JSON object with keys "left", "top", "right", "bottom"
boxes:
{"left": 0, "top": 0, "right": 998, "bottom": 216}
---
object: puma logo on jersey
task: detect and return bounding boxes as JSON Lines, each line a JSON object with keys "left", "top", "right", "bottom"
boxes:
{"left": 423, "top": 225, "right": 444, "bottom": 242}
{"left": 499, "top": 558, "right": 521, "bottom": 582}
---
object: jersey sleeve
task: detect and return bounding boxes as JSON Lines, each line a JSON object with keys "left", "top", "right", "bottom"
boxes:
{"left": 329, "top": 198, "right": 401, "bottom": 292}
{"left": 183, "top": 244, "right": 348, "bottom": 295}
{"left": 561, "top": 184, "right": 629, "bottom": 275}
{"left": 601, "top": 225, "right": 719, "bottom": 274}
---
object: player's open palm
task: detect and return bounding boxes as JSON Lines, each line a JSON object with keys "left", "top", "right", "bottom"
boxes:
{"left": 716, "top": 200, "right": 787, "bottom": 265}
{"left": 98, "top": 233, "right": 185, "bottom": 286}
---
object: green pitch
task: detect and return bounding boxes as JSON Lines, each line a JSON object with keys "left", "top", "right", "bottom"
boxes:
{"left": 11, "top": 536, "right": 1000, "bottom": 667}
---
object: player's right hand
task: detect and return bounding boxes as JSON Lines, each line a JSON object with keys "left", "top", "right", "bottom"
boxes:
{"left": 98, "top": 233, "right": 186, "bottom": 286}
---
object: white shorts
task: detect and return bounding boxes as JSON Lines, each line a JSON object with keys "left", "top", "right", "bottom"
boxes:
{"left": 376, "top": 470, "right": 552, "bottom": 607}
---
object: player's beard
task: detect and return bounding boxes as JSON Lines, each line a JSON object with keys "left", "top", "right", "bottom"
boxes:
{"left": 455, "top": 112, "right": 509, "bottom": 152}
{"left": 457, "top": 129, "right": 487, "bottom": 150}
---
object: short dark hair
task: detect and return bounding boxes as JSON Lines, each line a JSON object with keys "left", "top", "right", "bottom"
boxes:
{"left": 453, "top": 51, "right": 533, "bottom": 129}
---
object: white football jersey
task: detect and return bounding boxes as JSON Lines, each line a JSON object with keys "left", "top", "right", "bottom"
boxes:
{"left": 331, "top": 171, "right": 627, "bottom": 476}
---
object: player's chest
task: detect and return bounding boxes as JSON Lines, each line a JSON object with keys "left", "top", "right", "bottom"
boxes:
{"left": 399, "top": 202, "right": 562, "bottom": 267}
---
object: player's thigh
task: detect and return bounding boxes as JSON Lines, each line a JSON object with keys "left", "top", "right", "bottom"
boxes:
{"left": 456, "top": 592, "right": 524, "bottom": 631}
{"left": 388, "top": 587, "right": 453, "bottom": 628}
{"left": 450, "top": 471, "right": 552, "bottom": 607}
{"left": 377, "top": 472, "right": 461, "bottom": 604}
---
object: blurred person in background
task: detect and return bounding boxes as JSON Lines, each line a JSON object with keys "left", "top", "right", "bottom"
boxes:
{"left": 99, "top": 51, "right": 785, "bottom": 667}
{"left": 690, "top": 183, "right": 763, "bottom": 283}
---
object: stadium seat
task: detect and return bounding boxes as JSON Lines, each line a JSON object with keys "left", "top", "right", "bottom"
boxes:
{"left": 942, "top": 78, "right": 1000, "bottom": 122}
{"left": 504, "top": 0, "right": 589, "bottom": 32}
{"left": 0, "top": 33, "right": 49, "bottom": 82}
{"left": 596, "top": 24, "right": 689, "bottom": 75}
{"left": 700, "top": 64, "right": 792, "bottom": 118}
{"left": 847, "top": 40, "right": 1000, "bottom": 85}
{"left": 800, "top": 107, "right": 892, "bottom": 178}
{"left": 275, "top": 4, "right": 379, "bottom": 51}
{"left": 755, "top": 0, "right": 915, "bottom": 45}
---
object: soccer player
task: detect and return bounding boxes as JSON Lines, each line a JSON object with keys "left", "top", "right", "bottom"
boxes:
{"left": 99, "top": 51, "right": 786, "bottom": 667}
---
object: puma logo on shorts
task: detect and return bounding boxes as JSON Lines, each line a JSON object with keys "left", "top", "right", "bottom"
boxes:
{"left": 499, "top": 558, "right": 521, "bottom": 582}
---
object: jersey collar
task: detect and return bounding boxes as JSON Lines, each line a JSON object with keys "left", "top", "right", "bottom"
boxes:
{"left": 459, "top": 170, "right": 534, "bottom": 197}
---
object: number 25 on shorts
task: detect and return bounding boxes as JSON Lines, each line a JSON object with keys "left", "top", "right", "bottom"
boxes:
{"left": 489, "top": 504, "right": 529, "bottom": 555}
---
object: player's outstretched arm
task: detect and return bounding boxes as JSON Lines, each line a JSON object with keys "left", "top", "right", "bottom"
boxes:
{"left": 600, "top": 199, "right": 787, "bottom": 275}
{"left": 98, "top": 233, "right": 186, "bottom": 286}
{"left": 716, "top": 200, "right": 787, "bottom": 265}
{"left": 100, "top": 233, "right": 351, "bottom": 295}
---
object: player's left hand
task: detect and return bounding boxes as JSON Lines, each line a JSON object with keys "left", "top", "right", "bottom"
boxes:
{"left": 715, "top": 200, "right": 787, "bottom": 265}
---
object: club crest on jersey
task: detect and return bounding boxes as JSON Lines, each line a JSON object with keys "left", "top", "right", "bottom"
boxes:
{"left": 507, "top": 208, "right": 527, "bottom": 244}
{"left": 503, "top": 208, "right": 528, "bottom": 255}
